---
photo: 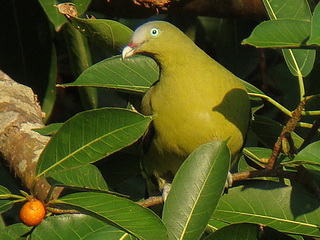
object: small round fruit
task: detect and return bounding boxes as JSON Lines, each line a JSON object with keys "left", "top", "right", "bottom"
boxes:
{"left": 20, "top": 198, "right": 46, "bottom": 226}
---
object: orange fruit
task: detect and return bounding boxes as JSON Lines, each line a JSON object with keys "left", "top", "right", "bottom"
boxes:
{"left": 20, "top": 198, "right": 46, "bottom": 226}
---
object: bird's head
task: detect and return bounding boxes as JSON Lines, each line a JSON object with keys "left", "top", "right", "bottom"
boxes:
{"left": 122, "top": 21, "right": 191, "bottom": 61}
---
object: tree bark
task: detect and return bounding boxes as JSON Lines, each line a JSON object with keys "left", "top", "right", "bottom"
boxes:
{"left": 0, "top": 70, "right": 62, "bottom": 202}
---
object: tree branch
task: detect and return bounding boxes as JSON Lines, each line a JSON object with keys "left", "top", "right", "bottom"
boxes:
{"left": 0, "top": 70, "right": 62, "bottom": 202}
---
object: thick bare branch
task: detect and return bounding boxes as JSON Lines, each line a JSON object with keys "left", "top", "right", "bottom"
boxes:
{"left": 0, "top": 70, "right": 62, "bottom": 201}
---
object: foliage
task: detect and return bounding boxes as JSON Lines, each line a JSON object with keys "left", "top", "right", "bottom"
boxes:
{"left": 1, "top": 0, "right": 320, "bottom": 239}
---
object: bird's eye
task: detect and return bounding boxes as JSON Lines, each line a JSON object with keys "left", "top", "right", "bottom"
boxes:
{"left": 150, "top": 28, "right": 160, "bottom": 37}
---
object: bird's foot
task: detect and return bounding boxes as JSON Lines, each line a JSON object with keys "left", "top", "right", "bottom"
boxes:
{"left": 225, "top": 171, "right": 233, "bottom": 188}
{"left": 161, "top": 183, "right": 172, "bottom": 202}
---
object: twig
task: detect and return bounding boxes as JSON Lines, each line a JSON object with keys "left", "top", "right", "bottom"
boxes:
{"left": 266, "top": 99, "right": 305, "bottom": 169}
{"left": 232, "top": 169, "right": 297, "bottom": 182}
{"left": 136, "top": 196, "right": 164, "bottom": 207}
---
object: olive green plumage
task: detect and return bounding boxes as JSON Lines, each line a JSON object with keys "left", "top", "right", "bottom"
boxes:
{"left": 122, "top": 21, "right": 250, "bottom": 195}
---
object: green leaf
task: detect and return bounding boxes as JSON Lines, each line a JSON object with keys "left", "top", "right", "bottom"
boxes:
{"left": 261, "top": 0, "right": 315, "bottom": 77}
{"left": 162, "top": 141, "right": 230, "bottom": 240}
{"left": 31, "top": 214, "right": 137, "bottom": 240}
{"left": 282, "top": 48, "right": 315, "bottom": 77}
{"left": 0, "top": 223, "right": 32, "bottom": 240}
{"left": 308, "top": 2, "right": 320, "bottom": 45}
{"left": 38, "top": 0, "right": 91, "bottom": 31}
{"left": 207, "top": 218, "right": 229, "bottom": 231}
{"left": 242, "top": 19, "right": 310, "bottom": 48}
{"left": 48, "top": 164, "right": 109, "bottom": 191}
{"left": 68, "top": 17, "right": 133, "bottom": 53}
{"left": 62, "top": 22, "right": 97, "bottom": 109}
{"left": 0, "top": 186, "right": 13, "bottom": 213}
{"left": 204, "top": 223, "right": 260, "bottom": 240}
{"left": 55, "top": 192, "right": 167, "bottom": 240}
{"left": 213, "top": 181, "right": 320, "bottom": 237}
{"left": 33, "top": 123, "right": 62, "bottom": 136}
{"left": 250, "top": 115, "right": 304, "bottom": 149}
{"left": 36, "top": 108, "right": 152, "bottom": 178}
{"left": 288, "top": 141, "right": 320, "bottom": 174}
{"left": 262, "top": 0, "right": 311, "bottom": 21}
{"left": 60, "top": 55, "right": 159, "bottom": 93}
{"left": 32, "top": 214, "right": 137, "bottom": 240}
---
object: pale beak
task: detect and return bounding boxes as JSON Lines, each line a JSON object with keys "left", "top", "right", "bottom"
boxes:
{"left": 122, "top": 43, "right": 138, "bottom": 59}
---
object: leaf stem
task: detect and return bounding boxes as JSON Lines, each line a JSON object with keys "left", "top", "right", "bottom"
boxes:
{"left": 297, "top": 72, "right": 305, "bottom": 101}
{"left": 248, "top": 93, "right": 292, "bottom": 117}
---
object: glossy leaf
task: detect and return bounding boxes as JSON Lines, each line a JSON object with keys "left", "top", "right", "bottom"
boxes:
{"left": 206, "top": 224, "right": 301, "bottom": 240}
{"left": 63, "top": 22, "right": 97, "bottom": 109}
{"left": 207, "top": 218, "right": 229, "bottom": 231}
{"left": 0, "top": 186, "right": 13, "bottom": 213}
{"left": 33, "top": 123, "right": 63, "bottom": 136}
{"left": 32, "top": 214, "right": 137, "bottom": 240}
{"left": 204, "top": 223, "right": 260, "bottom": 240}
{"left": 282, "top": 48, "right": 315, "bottom": 77}
{"left": 162, "top": 141, "right": 230, "bottom": 240}
{"left": 288, "top": 141, "right": 320, "bottom": 175}
{"left": 213, "top": 181, "right": 320, "bottom": 237}
{"left": 308, "top": 2, "right": 320, "bottom": 45}
{"left": 61, "top": 55, "right": 159, "bottom": 93}
{"left": 38, "top": 0, "right": 91, "bottom": 31}
{"left": 0, "top": 223, "right": 32, "bottom": 240}
{"left": 48, "top": 164, "right": 109, "bottom": 190}
{"left": 55, "top": 192, "right": 167, "bottom": 240}
{"left": 242, "top": 19, "right": 310, "bottom": 48}
{"left": 36, "top": 108, "right": 152, "bottom": 178}
{"left": 261, "top": 0, "right": 315, "bottom": 77}
{"left": 68, "top": 17, "right": 133, "bottom": 53}
{"left": 262, "top": 0, "right": 311, "bottom": 21}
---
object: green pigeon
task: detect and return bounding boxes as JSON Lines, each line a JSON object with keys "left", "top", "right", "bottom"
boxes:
{"left": 122, "top": 21, "right": 250, "bottom": 196}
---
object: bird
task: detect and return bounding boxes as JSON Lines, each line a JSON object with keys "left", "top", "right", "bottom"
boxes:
{"left": 122, "top": 21, "right": 251, "bottom": 197}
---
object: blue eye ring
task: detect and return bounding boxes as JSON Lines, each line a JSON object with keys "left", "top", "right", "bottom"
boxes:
{"left": 150, "top": 27, "right": 160, "bottom": 37}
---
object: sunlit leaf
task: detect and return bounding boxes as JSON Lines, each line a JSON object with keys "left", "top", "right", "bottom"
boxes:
{"left": 163, "top": 141, "right": 230, "bottom": 240}
{"left": 0, "top": 223, "right": 32, "bottom": 240}
{"left": 204, "top": 223, "right": 260, "bottom": 240}
{"left": 32, "top": 214, "right": 136, "bottom": 240}
{"left": 68, "top": 17, "right": 133, "bottom": 53}
{"left": 261, "top": 0, "right": 314, "bottom": 77}
{"left": 48, "top": 164, "right": 109, "bottom": 191}
{"left": 61, "top": 55, "right": 159, "bottom": 93}
{"left": 33, "top": 123, "right": 62, "bottom": 136}
{"left": 308, "top": 2, "right": 320, "bottom": 45}
{"left": 287, "top": 141, "right": 320, "bottom": 175}
{"left": 262, "top": 0, "right": 311, "bottom": 21}
{"left": 0, "top": 186, "right": 13, "bottom": 213}
{"left": 213, "top": 181, "right": 320, "bottom": 237}
{"left": 36, "top": 108, "right": 152, "bottom": 178}
{"left": 55, "top": 192, "right": 167, "bottom": 240}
